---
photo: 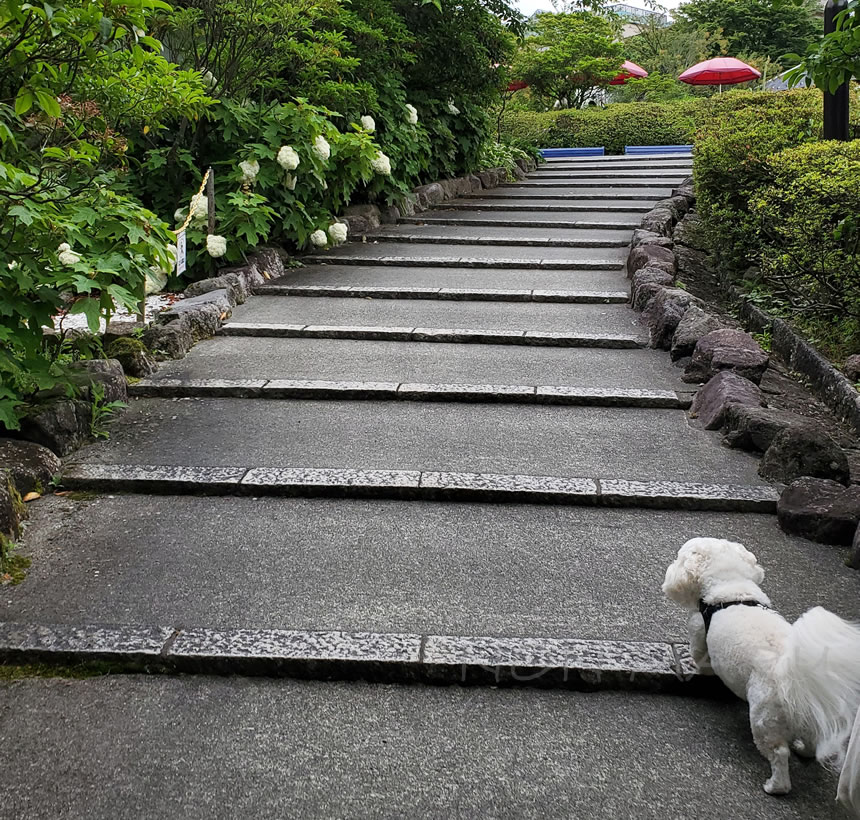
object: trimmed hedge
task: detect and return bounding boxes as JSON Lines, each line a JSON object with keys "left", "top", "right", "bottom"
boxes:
{"left": 692, "top": 89, "right": 822, "bottom": 272}
{"left": 751, "top": 141, "right": 860, "bottom": 348}
{"left": 499, "top": 101, "right": 700, "bottom": 154}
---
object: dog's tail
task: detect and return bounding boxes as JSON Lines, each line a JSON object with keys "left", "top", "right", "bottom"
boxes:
{"left": 776, "top": 606, "right": 860, "bottom": 815}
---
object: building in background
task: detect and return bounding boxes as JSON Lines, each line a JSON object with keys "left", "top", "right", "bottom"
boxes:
{"left": 607, "top": 3, "right": 669, "bottom": 36}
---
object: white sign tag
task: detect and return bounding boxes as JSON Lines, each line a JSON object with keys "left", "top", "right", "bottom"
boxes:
{"left": 176, "top": 231, "right": 187, "bottom": 275}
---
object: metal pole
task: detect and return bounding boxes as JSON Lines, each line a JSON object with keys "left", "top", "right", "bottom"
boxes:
{"left": 823, "top": 0, "right": 850, "bottom": 141}
{"left": 206, "top": 167, "right": 216, "bottom": 234}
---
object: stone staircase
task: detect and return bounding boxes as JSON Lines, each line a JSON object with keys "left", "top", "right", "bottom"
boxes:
{"left": 2, "top": 154, "right": 857, "bottom": 817}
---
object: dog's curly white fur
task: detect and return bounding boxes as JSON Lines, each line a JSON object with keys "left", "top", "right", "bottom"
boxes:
{"left": 663, "top": 537, "right": 860, "bottom": 814}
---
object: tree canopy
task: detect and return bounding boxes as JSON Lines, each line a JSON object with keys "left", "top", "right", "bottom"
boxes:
{"left": 675, "top": 0, "right": 821, "bottom": 66}
{"left": 511, "top": 12, "right": 624, "bottom": 109}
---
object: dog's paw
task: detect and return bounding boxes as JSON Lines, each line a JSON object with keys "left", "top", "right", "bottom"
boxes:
{"left": 791, "top": 739, "right": 815, "bottom": 759}
{"left": 763, "top": 779, "right": 791, "bottom": 796}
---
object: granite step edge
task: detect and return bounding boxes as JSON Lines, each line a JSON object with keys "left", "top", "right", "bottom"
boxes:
{"left": 59, "top": 465, "right": 779, "bottom": 513}
{"left": 0, "top": 620, "right": 719, "bottom": 695}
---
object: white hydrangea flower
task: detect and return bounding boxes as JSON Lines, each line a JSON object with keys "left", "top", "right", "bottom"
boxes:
{"left": 447, "top": 100, "right": 460, "bottom": 115}
{"left": 191, "top": 196, "right": 208, "bottom": 223}
{"left": 8, "top": 260, "right": 18, "bottom": 270}
{"left": 239, "top": 159, "right": 260, "bottom": 183}
{"left": 405, "top": 103, "right": 418, "bottom": 125}
{"left": 360, "top": 115, "right": 375, "bottom": 132}
{"left": 328, "top": 222, "right": 348, "bottom": 245}
{"left": 206, "top": 234, "right": 227, "bottom": 258}
{"left": 133, "top": 26, "right": 145, "bottom": 38}
{"left": 370, "top": 151, "right": 392, "bottom": 176}
{"left": 57, "top": 242, "right": 81, "bottom": 266}
{"left": 312, "top": 135, "right": 331, "bottom": 162}
{"left": 277, "top": 145, "right": 300, "bottom": 170}
{"left": 309, "top": 229, "right": 328, "bottom": 247}
{"left": 285, "top": 173, "right": 297, "bottom": 191}
{"left": 202, "top": 70, "right": 218, "bottom": 89}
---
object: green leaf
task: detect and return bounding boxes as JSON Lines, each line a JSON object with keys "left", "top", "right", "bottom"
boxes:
{"left": 34, "top": 90, "right": 60, "bottom": 118}
{"left": 14, "top": 88, "right": 34, "bottom": 116}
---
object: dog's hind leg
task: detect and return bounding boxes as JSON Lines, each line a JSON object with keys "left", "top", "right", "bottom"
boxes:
{"left": 748, "top": 679, "right": 792, "bottom": 795}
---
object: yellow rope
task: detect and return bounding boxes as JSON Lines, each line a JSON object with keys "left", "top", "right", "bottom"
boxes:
{"left": 175, "top": 168, "right": 211, "bottom": 235}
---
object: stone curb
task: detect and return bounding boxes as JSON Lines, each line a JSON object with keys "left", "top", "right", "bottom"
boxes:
{"left": 461, "top": 193, "right": 664, "bottom": 202}
{"left": 442, "top": 203, "right": 652, "bottom": 214}
{"left": 500, "top": 181, "right": 683, "bottom": 189}
{"left": 399, "top": 217, "right": 641, "bottom": 230}
{"left": 252, "top": 285, "right": 628, "bottom": 304}
{"left": 216, "top": 323, "right": 643, "bottom": 349}
{"left": 360, "top": 233, "right": 630, "bottom": 249}
{"left": 301, "top": 256, "right": 623, "bottom": 271}
{"left": 0, "top": 620, "right": 720, "bottom": 694}
{"left": 529, "top": 172, "right": 692, "bottom": 181}
{"left": 60, "top": 465, "right": 779, "bottom": 512}
{"left": 734, "top": 290, "right": 860, "bottom": 437}
{"left": 129, "top": 379, "right": 690, "bottom": 409}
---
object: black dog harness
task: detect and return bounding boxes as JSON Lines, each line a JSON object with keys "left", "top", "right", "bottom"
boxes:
{"left": 699, "top": 599, "right": 770, "bottom": 634}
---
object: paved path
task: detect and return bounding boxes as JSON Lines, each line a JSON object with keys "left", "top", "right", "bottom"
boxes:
{"left": 3, "top": 154, "right": 859, "bottom": 817}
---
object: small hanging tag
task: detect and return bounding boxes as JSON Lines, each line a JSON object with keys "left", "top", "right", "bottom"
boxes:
{"left": 176, "top": 231, "right": 187, "bottom": 275}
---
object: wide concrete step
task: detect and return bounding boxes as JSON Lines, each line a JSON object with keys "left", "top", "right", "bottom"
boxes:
{"left": 258, "top": 264, "right": 630, "bottom": 293}
{"left": 543, "top": 154, "right": 692, "bottom": 164}
{"left": 6, "top": 495, "right": 855, "bottom": 646}
{"left": 227, "top": 296, "right": 644, "bottom": 339}
{"left": 363, "top": 224, "right": 632, "bottom": 247}
{"left": 540, "top": 160, "right": 692, "bottom": 171}
{"left": 1, "top": 676, "right": 847, "bottom": 818}
{"left": 469, "top": 188, "right": 671, "bottom": 200}
{"left": 403, "top": 209, "right": 640, "bottom": 228}
{"left": 147, "top": 337, "right": 687, "bottom": 392}
{"left": 304, "top": 242, "right": 625, "bottom": 269}
{"left": 254, "top": 284, "right": 628, "bottom": 304}
{"left": 528, "top": 170, "right": 689, "bottom": 180}
{"left": 503, "top": 180, "right": 683, "bottom": 189}
{"left": 446, "top": 198, "right": 653, "bottom": 211}
{"left": 67, "top": 398, "right": 767, "bottom": 488}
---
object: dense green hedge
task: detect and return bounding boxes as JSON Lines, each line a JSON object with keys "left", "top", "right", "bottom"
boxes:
{"left": 499, "top": 101, "right": 700, "bottom": 154}
{"left": 692, "top": 88, "right": 860, "bottom": 355}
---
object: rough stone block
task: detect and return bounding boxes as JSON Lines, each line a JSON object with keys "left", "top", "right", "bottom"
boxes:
{"left": 0, "top": 479, "right": 25, "bottom": 539}
{"left": 104, "top": 337, "right": 158, "bottom": 378}
{"left": 184, "top": 272, "right": 249, "bottom": 305}
{"left": 759, "top": 424, "right": 850, "bottom": 485}
{"left": 844, "top": 354, "right": 860, "bottom": 383}
{"left": 142, "top": 319, "right": 193, "bottom": 359}
{"left": 631, "top": 229, "right": 673, "bottom": 249}
{"left": 642, "top": 287, "right": 702, "bottom": 350}
{"left": 684, "top": 328, "right": 769, "bottom": 385}
{"left": 690, "top": 372, "right": 764, "bottom": 430}
{"left": 627, "top": 243, "right": 676, "bottom": 278}
{"left": 249, "top": 248, "right": 285, "bottom": 280}
{"left": 849, "top": 524, "right": 860, "bottom": 570}
{"left": 676, "top": 245, "right": 710, "bottom": 281}
{"left": 670, "top": 305, "right": 723, "bottom": 361}
{"left": 379, "top": 206, "right": 401, "bottom": 224}
{"left": 630, "top": 268, "right": 674, "bottom": 312}
{"left": 413, "top": 182, "right": 445, "bottom": 208}
{"left": 639, "top": 207, "right": 675, "bottom": 237}
{"left": 0, "top": 439, "right": 61, "bottom": 495}
{"left": 68, "top": 359, "right": 128, "bottom": 404}
{"left": 721, "top": 404, "right": 802, "bottom": 452}
{"left": 672, "top": 212, "right": 706, "bottom": 251}
{"left": 778, "top": 477, "right": 860, "bottom": 545}
{"left": 16, "top": 399, "right": 91, "bottom": 456}
{"left": 103, "top": 321, "right": 145, "bottom": 346}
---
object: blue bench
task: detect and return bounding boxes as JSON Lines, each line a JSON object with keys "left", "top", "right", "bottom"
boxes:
{"left": 540, "top": 147, "right": 605, "bottom": 158}
{"left": 625, "top": 145, "right": 693, "bottom": 155}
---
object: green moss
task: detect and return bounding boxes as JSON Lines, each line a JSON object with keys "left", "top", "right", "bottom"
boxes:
{"left": 105, "top": 336, "right": 149, "bottom": 358}
{"left": 0, "top": 661, "right": 128, "bottom": 680}
{"left": 0, "top": 534, "right": 30, "bottom": 585}
{"left": 63, "top": 490, "right": 101, "bottom": 501}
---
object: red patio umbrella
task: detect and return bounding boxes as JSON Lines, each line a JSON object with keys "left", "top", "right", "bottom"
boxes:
{"left": 505, "top": 80, "right": 529, "bottom": 92}
{"left": 610, "top": 60, "right": 648, "bottom": 86}
{"left": 679, "top": 57, "right": 761, "bottom": 89}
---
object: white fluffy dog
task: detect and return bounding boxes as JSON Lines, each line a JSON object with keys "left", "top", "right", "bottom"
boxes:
{"left": 663, "top": 537, "right": 860, "bottom": 814}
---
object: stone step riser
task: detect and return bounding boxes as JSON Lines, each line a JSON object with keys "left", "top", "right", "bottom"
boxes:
{"left": 502, "top": 181, "right": 682, "bottom": 189}
{"left": 443, "top": 203, "right": 652, "bottom": 212}
{"left": 251, "top": 286, "right": 629, "bottom": 303}
{"left": 60, "top": 465, "right": 779, "bottom": 513}
{"left": 359, "top": 234, "right": 630, "bottom": 248}
{"left": 0, "top": 621, "right": 712, "bottom": 695}
{"left": 217, "top": 324, "right": 643, "bottom": 349}
{"left": 537, "top": 164, "right": 692, "bottom": 171}
{"left": 400, "top": 217, "right": 640, "bottom": 230}
{"left": 528, "top": 173, "right": 689, "bottom": 180}
{"left": 302, "top": 256, "right": 623, "bottom": 270}
{"left": 463, "top": 194, "right": 663, "bottom": 201}
{"left": 130, "top": 380, "right": 690, "bottom": 409}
